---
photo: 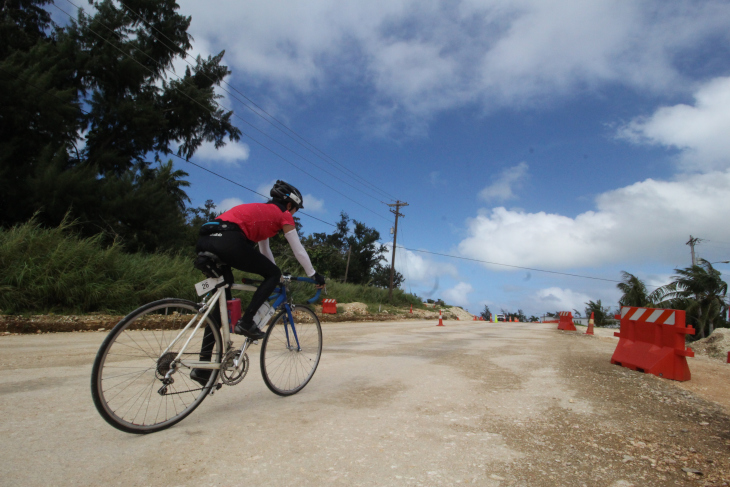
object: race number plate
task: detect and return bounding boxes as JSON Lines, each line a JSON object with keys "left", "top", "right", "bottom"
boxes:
{"left": 195, "top": 276, "right": 224, "bottom": 296}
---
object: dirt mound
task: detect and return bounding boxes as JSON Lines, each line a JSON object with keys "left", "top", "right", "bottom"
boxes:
{"left": 448, "top": 306, "right": 475, "bottom": 321}
{"left": 691, "top": 328, "right": 730, "bottom": 361}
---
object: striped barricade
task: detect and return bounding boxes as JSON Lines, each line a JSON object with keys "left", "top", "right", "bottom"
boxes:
{"left": 610, "top": 306, "right": 695, "bottom": 381}
{"left": 322, "top": 299, "right": 337, "bottom": 314}
{"left": 557, "top": 311, "right": 576, "bottom": 331}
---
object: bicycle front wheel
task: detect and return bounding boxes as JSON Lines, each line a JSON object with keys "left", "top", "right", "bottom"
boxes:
{"left": 91, "top": 299, "right": 222, "bottom": 434}
{"left": 260, "top": 305, "right": 322, "bottom": 396}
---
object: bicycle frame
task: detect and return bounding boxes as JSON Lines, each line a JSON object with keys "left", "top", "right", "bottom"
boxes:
{"left": 160, "top": 276, "right": 319, "bottom": 374}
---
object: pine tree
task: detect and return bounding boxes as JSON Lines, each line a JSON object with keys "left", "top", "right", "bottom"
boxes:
{"left": 1, "top": 0, "right": 241, "bottom": 252}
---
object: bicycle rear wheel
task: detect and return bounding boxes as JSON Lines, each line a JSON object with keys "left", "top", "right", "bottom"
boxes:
{"left": 260, "top": 305, "right": 322, "bottom": 396}
{"left": 91, "top": 299, "right": 222, "bottom": 434}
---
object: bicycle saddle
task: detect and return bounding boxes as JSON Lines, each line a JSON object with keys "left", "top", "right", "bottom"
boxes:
{"left": 194, "top": 252, "right": 233, "bottom": 284}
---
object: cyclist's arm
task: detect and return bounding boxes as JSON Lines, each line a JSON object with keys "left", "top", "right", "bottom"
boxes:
{"left": 283, "top": 226, "right": 315, "bottom": 277}
{"left": 258, "top": 238, "right": 276, "bottom": 265}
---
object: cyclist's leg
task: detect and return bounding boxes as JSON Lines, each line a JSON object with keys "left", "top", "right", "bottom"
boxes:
{"left": 198, "top": 232, "right": 281, "bottom": 336}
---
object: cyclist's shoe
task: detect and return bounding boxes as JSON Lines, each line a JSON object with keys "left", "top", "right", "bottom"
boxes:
{"left": 234, "top": 319, "right": 266, "bottom": 340}
{"left": 190, "top": 368, "right": 212, "bottom": 387}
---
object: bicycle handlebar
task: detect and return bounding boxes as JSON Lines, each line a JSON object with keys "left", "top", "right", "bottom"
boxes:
{"left": 291, "top": 277, "right": 322, "bottom": 304}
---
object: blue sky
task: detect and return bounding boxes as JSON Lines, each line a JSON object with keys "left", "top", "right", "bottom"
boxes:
{"left": 159, "top": 0, "right": 730, "bottom": 316}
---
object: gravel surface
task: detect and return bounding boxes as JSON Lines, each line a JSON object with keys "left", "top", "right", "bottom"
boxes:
{"left": 1, "top": 320, "right": 729, "bottom": 486}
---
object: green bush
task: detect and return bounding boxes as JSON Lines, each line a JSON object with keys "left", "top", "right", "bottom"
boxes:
{"left": 1, "top": 218, "right": 426, "bottom": 315}
{"left": 0, "top": 218, "right": 199, "bottom": 314}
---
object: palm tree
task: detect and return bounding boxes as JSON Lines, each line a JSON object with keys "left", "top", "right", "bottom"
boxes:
{"left": 584, "top": 299, "right": 613, "bottom": 327}
{"left": 650, "top": 259, "right": 728, "bottom": 338}
{"left": 617, "top": 271, "right": 651, "bottom": 307}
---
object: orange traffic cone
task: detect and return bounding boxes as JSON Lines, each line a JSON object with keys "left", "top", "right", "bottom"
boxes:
{"left": 586, "top": 312, "right": 595, "bottom": 335}
{"left": 437, "top": 309, "right": 444, "bottom": 326}
{"left": 473, "top": 316, "right": 477, "bottom": 321}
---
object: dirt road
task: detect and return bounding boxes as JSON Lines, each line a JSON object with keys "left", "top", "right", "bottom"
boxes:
{"left": 1, "top": 321, "right": 729, "bottom": 486}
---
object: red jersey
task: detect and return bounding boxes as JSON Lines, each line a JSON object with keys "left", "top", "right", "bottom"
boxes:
{"left": 218, "top": 203, "right": 295, "bottom": 242}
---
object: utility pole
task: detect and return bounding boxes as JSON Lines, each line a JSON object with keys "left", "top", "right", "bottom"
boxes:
{"left": 343, "top": 247, "right": 351, "bottom": 283}
{"left": 686, "top": 235, "right": 702, "bottom": 266}
{"left": 387, "top": 200, "right": 408, "bottom": 301}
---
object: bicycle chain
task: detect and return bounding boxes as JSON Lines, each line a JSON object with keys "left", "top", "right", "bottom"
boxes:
{"left": 159, "top": 386, "right": 204, "bottom": 396}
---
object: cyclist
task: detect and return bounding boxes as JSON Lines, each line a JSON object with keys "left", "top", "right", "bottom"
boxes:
{"left": 196, "top": 180, "right": 326, "bottom": 341}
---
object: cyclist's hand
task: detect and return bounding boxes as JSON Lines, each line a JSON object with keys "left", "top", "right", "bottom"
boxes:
{"left": 313, "top": 272, "right": 326, "bottom": 288}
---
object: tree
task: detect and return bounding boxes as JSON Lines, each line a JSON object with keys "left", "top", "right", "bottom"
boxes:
{"left": 371, "top": 263, "right": 403, "bottom": 288}
{"left": 348, "top": 219, "right": 387, "bottom": 285}
{"left": 303, "top": 212, "right": 349, "bottom": 279}
{"left": 617, "top": 271, "right": 652, "bottom": 307}
{"left": 650, "top": 259, "right": 728, "bottom": 338}
{"left": 1, "top": 0, "right": 241, "bottom": 251}
{"left": 480, "top": 305, "right": 491, "bottom": 321}
{"left": 584, "top": 300, "right": 613, "bottom": 327}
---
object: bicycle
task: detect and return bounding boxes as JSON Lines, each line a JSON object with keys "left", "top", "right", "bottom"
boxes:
{"left": 91, "top": 268, "right": 323, "bottom": 434}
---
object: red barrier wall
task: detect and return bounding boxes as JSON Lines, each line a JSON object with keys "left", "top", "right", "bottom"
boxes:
{"left": 611, "top": 306, "right": 695, "bottom": 381}
{"left": 557, "top": 311, "right": 576, "bottom": 331}
{"left": 322, "top": 299, "right": 337, "bottom": 314}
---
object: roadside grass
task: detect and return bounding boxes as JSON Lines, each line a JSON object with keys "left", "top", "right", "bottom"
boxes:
{"left": 1, "top": 218, "right": 425, "bottom": 315}
{"left": 0, "top": 218, "right": 199, "bottom": 314}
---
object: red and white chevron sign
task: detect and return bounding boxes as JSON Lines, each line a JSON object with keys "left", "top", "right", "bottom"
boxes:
{"left": 559, "top": 311, "right": 571, "bottom": 317}
{"left": 620, "top": 306, "right": 676, "bottom": 325}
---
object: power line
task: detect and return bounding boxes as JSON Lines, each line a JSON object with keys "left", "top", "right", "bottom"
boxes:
{"left": 113, "top": 0, "right": 398, "bottom": 203}
{"left": 395, "top": 246, "right": 623, "bottom": 283}
{"left": 53, "top": 1, "right": 393, "bottom": 223}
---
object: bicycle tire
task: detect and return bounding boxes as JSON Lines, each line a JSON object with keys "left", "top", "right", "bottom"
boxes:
{"left": 91, "top": 298, "right": 222, "bottom": 434}
{"left": 260, "top": 304, "right": 322, "bottom": 396}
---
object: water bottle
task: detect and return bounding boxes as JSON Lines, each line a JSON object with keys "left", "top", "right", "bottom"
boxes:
{"left": 253, "top": 302, "right": 276, "bottom": 330}
{"left": 227, "top": 298, "right": 241, "bottom": 333}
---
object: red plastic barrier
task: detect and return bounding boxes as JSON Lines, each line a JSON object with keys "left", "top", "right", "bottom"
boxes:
{"left": 322, "top": 299, "right": 337, "bottom": 314}
{"left": 557, "top": 311, "right": 576, "bottom": 331}
{"left": 611, "top": 306, "right": 695, "bottom": 381}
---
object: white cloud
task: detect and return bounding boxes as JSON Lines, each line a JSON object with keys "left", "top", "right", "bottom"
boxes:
{"left": 384, "top": 244, "right": 459, "bottom": 287}
{"left": 193, "top": 140, "right": 250, "bottom": 165}
{"left": 177, "top": 0, "right": 730, "bottom": 133}
{"left": 618, "top": 76, "right": 730, "bottom": 172}
{"left": 442, "top": 282, "right": 474, "bottom": 308}
{"left": 256, "top": 180, "right": 277, "bottom": 199}
{"left": 459, "top": 170, "right": 730, "bottom": 270}
{"left": 217, "top": 197, "right": 244, "bottom": 213}
{"left": 479, "top": 162, "right": 528, "bottom": 202}
{"left": 303, "top": 194, "right": 325, "bottom": 213}
{"left": 535, "top": 287, "right": 594, "bottom": 314}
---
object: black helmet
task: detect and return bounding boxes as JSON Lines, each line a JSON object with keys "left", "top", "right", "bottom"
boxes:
{"left": 270, "top": 180, "right": 304, "bottom": 209}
